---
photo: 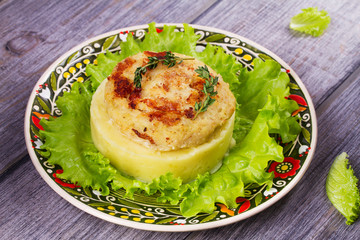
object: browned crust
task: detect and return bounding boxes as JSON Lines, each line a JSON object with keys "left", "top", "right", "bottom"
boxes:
{"left": 149, "top": 111, "right": 181, "bottom": 126}
{"left": 144, "top": 51, "right": 167, "bottom": 59}
{"left": 113, "top": 76, "right": 133, "bottom": 98}
{"left": 106, "top": 51, "right": 233, "bottom": 147}
{"left": 108, "top": 51, "right": 207, "bottom": 126}
{"left": 184, "top": 107, "right": 195, "bottom": 119}
{"left": 141, "top": 98, "right": 180, "bottom": 112}
{"left": 132, "top": 128, "right": 155, "bottom": 144}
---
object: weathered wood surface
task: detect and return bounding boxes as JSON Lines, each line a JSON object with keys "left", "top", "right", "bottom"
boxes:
{"left": 196, "top": 0, "right": 360, "bottom": 107}
{"left": 1, "top": 0, "right": 360, "bottom": 239}
{"left": 0, "top": 0, "right": 217, "bottom": 174}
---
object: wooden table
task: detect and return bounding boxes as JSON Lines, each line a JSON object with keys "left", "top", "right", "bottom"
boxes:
{"left": 1, "top": 0, "right": 359, "bottom": 239}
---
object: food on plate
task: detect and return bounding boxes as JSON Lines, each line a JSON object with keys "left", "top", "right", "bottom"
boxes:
{"left": 90, "top": 51, "right": 236, "bottom": 182}
{"left": 40, "top": 23, "right": 301, "bottom": 217}
{"left": 102, "top": 51, "right": 235, "bottom": 151}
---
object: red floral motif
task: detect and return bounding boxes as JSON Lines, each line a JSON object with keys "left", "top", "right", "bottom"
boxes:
{"left": 119, "top": 31, "right": 134, "bottom": 36}
{"left": 33, "top": 112, "right": 52, "bottom": 120}
{"left": 236, "top": 198, "right": 251, "bottom": 213}
{"left": 53, "top": 170, "right": 79, "bottom": 188}
{"left": 32, "top": 116, "right": 44, "bottom": 130}
{"left": 32, "top": 112, "right": 54, "bottom": 131}
{"left": 287, "top": 94, "right": 307, "bottom": 106}
{"left": 169, "top": 219, "right": 186, "bottom": 225}
{"left": 268, "top": 157, "right": 300, "bottom": 179}
{"left": 285, "top": 94, "right": 307, "bottom": 116}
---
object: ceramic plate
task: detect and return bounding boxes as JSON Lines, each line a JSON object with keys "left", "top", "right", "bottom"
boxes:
{"left": 24, "top": 23, "right": 317, "bottom": 231}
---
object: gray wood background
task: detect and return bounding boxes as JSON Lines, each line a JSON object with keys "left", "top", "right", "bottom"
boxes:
{"left": 1, "top": 0, "right": 359, "bottom": 239}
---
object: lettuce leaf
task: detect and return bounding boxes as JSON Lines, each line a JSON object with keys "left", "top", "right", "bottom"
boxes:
{"left": 233, "top": 59, "right": 297, "bottom": 142}
{"left": 40, "top": 23, "right": 301, "bottom": 217}
{"left": 40, "top": 81, "right": 116, "bottom": 195}
{"left": 86, "top": 51, "right": 122, "bottom": 90}
{"left": 180, "top": 94, "right": 299, "bottom": 216}
{"left": 290, "top": 7, "right": 331, "bottom": 37}
{"left": 326, "top": 152, "right": 360, "bottom": 225}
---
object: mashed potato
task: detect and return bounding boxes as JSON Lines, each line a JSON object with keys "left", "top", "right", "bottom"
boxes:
{"left": 90, "top": 51, "right": 236, "bottom": 182}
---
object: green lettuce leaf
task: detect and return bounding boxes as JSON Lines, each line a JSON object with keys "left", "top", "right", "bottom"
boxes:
{"left": 40, "top": 81, "right": 116, "bottom": 195}
{"left": 86, "top": 51, "right": 122, "bottom": 90}
{"left": 233, "top": 59, "right": 298, "bottom": 142}
{"left": 326, "top": 152, "right": 360, "bottom": 225}
{"left": 180, "top": 94, "right": 298, "bottom": 216}
{"left": 180, "top": 167, "right": 244, "bottom": 217}
{"left": 290, "top": 7, "right": 331, "bottom": 37}
{"left": 40, "top": 23, "right": 301, "bottom": 217}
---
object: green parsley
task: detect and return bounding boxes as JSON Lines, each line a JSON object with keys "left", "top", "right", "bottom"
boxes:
{"left": 134, "top": 51, "right": 194, "bottom": 88}
{"left": 193, "top": 65, "right": 218, "bottom": 119}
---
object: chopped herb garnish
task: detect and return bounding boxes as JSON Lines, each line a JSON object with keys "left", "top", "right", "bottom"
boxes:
{"left": 134, "top": 51, "right": 194, "bottom": 88}
{"left": 193, "top": 65, "right": 218, "bottom": 119}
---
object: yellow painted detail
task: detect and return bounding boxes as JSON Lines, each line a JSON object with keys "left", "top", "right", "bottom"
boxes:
{"left": 63, "top": 72, "right": 70, "bottom": 78}
{"left": 121, "top": 215, "right": 129, "bottom": 219}
{"left": 77, "top": 77, "right": 84, "bottom": 82}
{"left": 133, "top": 217, "right": 141, "bottom": 222}
{"left": 69, "top": 67, "right": 76, "bottom": 73}
{"left": 131, "top": 209, "right": 140, "bottom": 214}
{"left": 108, "top": 205, "right": 115, "bottom": 210}
{"left": 120, "top": 207, "right": 128, "bottom": 212}
{"left": 109, "top": 212, "right": 115, "bottom": 216}
{"left": 145, "top": 212, "right": 153, "bottom": 217}
{"left": 243, "top": 54, "right": 252, "bottom": 61}
{"left": 97, "top": 207, "right": 105, "bottom": 211}
{"left": 84, "top": 59, "right": 90, "bottom": 64}
{"left": 145, "top": 219, "right": 155, "bottom": 223}
{"left": 94, "top": 59, "right": 98, "bottom": 65}
{"left": 76, "top": 63, "right": 82, "bottom": 68}
{"left": 281, "top": 165, "right": 289, "bottom": 171}
{"left": 235, "top": 48, "right": 243, "bottom": 54}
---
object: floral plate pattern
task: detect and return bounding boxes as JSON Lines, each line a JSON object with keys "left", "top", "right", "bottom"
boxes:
{"left": 24, "top": 23, "right": 317, "bottom": 231}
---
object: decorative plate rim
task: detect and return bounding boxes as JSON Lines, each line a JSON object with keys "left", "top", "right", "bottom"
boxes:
{"left": 24, "top": 23, "right": 317, "bottom": 232}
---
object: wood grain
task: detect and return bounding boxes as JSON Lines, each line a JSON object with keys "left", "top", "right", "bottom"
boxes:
{"left": 0, "top": 0, "right": 217, "bottom": 174}
{"left": 1, "top": 0, "right": 360, "bottom": 239}
{"left": 194, "top": 0, "right": 360, "bottom": 106}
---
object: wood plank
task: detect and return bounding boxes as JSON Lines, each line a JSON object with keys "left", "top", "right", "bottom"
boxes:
{"left": 0, "top": 0, "right": 217, "bottom": 174}
{"left": 1, "top": 0, "right": 360, "bottom": 238}
{"left": 185, "top": 73, "right": 360, "bottom": 239}
{"left": 193, "top": 0, "right": 360, "bottom": 107}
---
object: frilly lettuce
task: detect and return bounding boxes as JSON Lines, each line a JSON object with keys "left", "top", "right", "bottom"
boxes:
{"left": 40, "top": 22, "right": 300, "bottom": 217}
{"left": 326, "top": 152, "right": 360, "bottom": 225}
{"left": 40, "top": 81, "right": 116, "bottom": 195}
{"left": 290, "top": 7, "right": 331, "bottom": 37}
